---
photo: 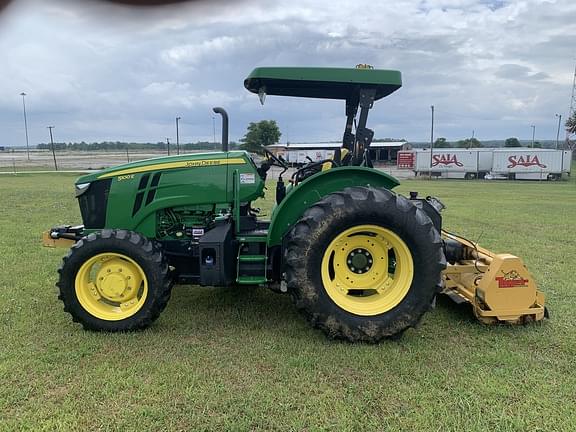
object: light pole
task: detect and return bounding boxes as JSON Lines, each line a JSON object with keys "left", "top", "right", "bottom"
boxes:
{"left": 176, "top": 116, "right": 181, "bottom": 155}
{"left": 555, "top": 114, "right": 562, "bottom": 150}
{"left": 47, "top": 126, "right": 57, "bottom": 171}
{"left": 429, "top": 105, "right": 434, "bottom": 179}
{"left": 531, "top": 125, "right": 535, "bottom": 148}
{"left": 166, "top": 137, "right": 170, "bottom": 156}
{"left": 20, "top": 92, "right": 30, "bottom": 160}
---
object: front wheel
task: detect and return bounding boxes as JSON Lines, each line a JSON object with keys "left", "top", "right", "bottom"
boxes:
{"left": 285, "top": 187, "right": 445, "bottom": 342}
{"left": 57, "top": 229, "right": 173, "bottom": 331}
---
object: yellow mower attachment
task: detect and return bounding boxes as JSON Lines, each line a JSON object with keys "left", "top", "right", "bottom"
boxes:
{"left": 441, "top": 231, "right": 546, "bottom": 324}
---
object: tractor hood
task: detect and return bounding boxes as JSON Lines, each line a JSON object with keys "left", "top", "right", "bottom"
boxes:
{"left": 75, "top": 151, "right": 249, "bottom": 185}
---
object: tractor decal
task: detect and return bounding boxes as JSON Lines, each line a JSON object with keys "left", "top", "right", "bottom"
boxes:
{"left": 496, "top": 270, "right": 529, "bottom": 288}
{"left": 507, "top": 155, "right": 546, "bottom": 169}
{"left": 98, "top": 158, "right": 246, "bottom": 179}
{"left": 432, "top": 154, "right": 464, "bottom": 167}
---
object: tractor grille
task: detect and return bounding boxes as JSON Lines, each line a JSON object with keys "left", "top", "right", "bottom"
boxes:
{"left": 78, "top": 179, "right": 112, "bottom": 229}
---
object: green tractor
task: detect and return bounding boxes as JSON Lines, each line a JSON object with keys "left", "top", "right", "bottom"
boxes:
{"left": 45, "top": 66, "right": 546, "bottom": 342}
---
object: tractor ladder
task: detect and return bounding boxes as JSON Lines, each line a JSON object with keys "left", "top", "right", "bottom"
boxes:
{"left": 233, "top": 168, "right": 268, "bottom": 285}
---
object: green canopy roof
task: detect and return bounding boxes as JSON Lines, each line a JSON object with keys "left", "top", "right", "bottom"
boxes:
{"left": 244, "top": 67, "right": 402, "bottom": 101}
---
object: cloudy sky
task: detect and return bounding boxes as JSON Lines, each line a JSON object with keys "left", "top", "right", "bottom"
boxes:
{"left": 0, "top": 0, "right": 574, "bottom": 146}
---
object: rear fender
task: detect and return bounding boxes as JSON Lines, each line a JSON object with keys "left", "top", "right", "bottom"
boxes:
{"left": 267, "top": 166, "right": 399, "bottom": 246}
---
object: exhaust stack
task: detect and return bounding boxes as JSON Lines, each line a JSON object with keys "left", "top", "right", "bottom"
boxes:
{"left": 212, "top": 107, "right": 229, "bottom": 152}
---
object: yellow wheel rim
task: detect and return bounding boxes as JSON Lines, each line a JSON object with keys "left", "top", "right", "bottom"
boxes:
{"left": 75, "top": 253, "right": 148, "bottom": 321}
{"left": 321, "top": 225, "right": 414, "bottom": 316}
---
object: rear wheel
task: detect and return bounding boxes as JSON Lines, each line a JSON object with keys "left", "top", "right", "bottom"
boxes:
{"left": 285, "top": 187, "right": 445, "bottom": 342}
{"left": 57, "top": 229, "right": 173, "bottom": 331}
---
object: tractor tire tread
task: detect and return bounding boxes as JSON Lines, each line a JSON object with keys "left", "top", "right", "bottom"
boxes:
{"left": 285, "top": 186, "right": 445, "bottom": 343}
{"left": 56, "top": 229, "right": 173, "bottom": 331}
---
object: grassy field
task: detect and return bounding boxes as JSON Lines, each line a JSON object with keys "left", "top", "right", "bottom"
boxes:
{"left": 1, "top": 173, "right": 576, "bottom": 431}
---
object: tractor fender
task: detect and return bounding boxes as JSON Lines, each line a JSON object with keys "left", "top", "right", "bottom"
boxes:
{"left": 267, "top": 166, "right": 399, "bottom": 246}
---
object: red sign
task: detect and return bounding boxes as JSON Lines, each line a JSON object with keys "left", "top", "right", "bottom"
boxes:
{"left": 496, "top": 270, "right": 529, "bottom": 288}
{"left": 432, "top": 154, "right": 463, "bottom": 167}
{"left": 507, "top": 155, "right": 547, "bottom": 169}
{"left": 397, "top": 152, "right": 414, "bottom": 169}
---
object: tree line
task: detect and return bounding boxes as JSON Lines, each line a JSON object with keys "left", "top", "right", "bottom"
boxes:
{"left": 37, "top": 141, "right": 240, "bottom": 151}
{"left": 33, "top": 111, "right": 576, "bottom": 153}
{"left": 433, "top": 137, "right": 549, "bottom": 149}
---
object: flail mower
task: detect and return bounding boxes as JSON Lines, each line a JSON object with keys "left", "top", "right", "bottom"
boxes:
{"left": 44, "top": 66, "right": 546, "bottom": 342}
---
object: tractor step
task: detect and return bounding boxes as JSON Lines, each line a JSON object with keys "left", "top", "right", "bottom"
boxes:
{"left": 236, "top": 235, "right": 268, "bottom": 285}
{"left": 237, "top": 235, "right": 267, "bottom": 243}
{"left": 238, "top": 255, "right": 266, "bottom": 263}
{"left": 236, "top": 276, "right": 268, "bottom": 285}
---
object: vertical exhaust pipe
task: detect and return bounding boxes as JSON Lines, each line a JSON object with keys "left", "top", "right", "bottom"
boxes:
{"left": 212, "top": 107, "right": 229, "bottom": 152}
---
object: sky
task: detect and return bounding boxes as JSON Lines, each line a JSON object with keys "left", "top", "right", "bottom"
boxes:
{"left": 0, "top": 0, "right": 574, "bottom": 146}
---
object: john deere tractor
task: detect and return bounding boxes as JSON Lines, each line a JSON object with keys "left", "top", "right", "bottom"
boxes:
{"left": 44, "top": 66, "right": 546, "bottom": 342}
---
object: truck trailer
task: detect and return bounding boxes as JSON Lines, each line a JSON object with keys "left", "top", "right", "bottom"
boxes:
{"left": 413, "top": 148, "right": 493, "bottom": 179}
{"left": 490, "top": 148, "right": 572, "bottom": 180}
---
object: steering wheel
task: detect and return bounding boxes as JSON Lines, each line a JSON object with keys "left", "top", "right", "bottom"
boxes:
{"left": 263, "top": 147, "right": 288, "bottom": 168}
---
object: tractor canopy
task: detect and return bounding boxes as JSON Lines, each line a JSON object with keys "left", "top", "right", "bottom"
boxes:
{"left": 244, "top": 67, "right": 402, "bottom": 101}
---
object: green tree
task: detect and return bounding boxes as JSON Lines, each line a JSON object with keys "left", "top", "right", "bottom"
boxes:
{"left": 504, "top": 137, "right": 521, "bottom": 147}
{"left": 566, "top": 112, "right": 576, "bottom": 135}
{"left": 565, "top": 112, "right": 576, "bottom": 151}
{"left": 240, "top": 120, "right": 281, "bottom": 153}
{"left": 455, "top": 138, "right": 482, "bottom": 149}
{"left": 434, "top": 137, "right": 451, "bottom": 148}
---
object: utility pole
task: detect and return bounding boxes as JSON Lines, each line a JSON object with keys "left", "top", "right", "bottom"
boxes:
{"left": 20, "top": 92, "right": 30, "bottom": 160}
{"left": 531, "top": 125, "right": 535, "bottom": 148}
{"left": 555, "top": 114, "right": 562, "bottom": 150}
{"left": 429, "top": 105, "right": 434, "bottom": 179}
{"left": 472, "top": 129, "right": 475, "bottom": 139}
{"left": 176, "top": 116, "right": 181, "bottom": 155}
{"left": 47, "top": 126, "right": 58, "bottom": 171}
{"left": 166, "top": 137, "right": 170, "bottom": 156}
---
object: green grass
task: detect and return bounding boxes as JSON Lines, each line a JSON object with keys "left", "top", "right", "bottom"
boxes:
{"left": 1, "top": 173, "right": 576, "bottom": 431}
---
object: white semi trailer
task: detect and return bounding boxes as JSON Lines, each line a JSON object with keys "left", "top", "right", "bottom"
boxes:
{"left": 413, "top": 149, "right": 493, "bottom": 179}
{"left": 491, "top": 148, "right": 572, "bottom": 180}
{"left": 285, "top": 149, "right": 335, "bottom": 166}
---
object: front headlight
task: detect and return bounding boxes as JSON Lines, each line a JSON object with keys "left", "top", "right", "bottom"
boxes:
{"left": 75, "top": 182, "right": 91, "bottom": 197}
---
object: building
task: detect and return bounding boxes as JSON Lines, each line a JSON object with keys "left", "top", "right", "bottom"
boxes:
{"left": 267, "top": 141, "right": 409, "bottom": 166}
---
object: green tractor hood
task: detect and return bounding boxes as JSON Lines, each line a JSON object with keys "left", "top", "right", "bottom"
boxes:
{"left": 75, "top": 151, "right": 247, "bottom": 185}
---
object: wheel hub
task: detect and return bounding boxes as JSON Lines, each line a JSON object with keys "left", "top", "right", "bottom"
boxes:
{"left": 321, "top": 225, "right": 414, "bottom": 316}
{"left": 347, "top": 248, "right": 373, "bottom": 274}
{"left": 99, "top": 273, "right": 126, "bottom": 298}
{"left": 75, "top": 253, "right": 148, "bottom": 321}
{"left": 95, "top": 259, "right": 140, "bottom": 300}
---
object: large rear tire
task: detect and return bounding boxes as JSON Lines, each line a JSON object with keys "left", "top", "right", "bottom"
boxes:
{"left": 285, "top": 187, "right": 445, "bottom": 342}
{"left": 57, "top": 229, "right": 173, "bottom": 331}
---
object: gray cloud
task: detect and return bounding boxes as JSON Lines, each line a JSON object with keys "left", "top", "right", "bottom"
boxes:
{"left": 0, "top": 0, "right": 574, "bottom": 147}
